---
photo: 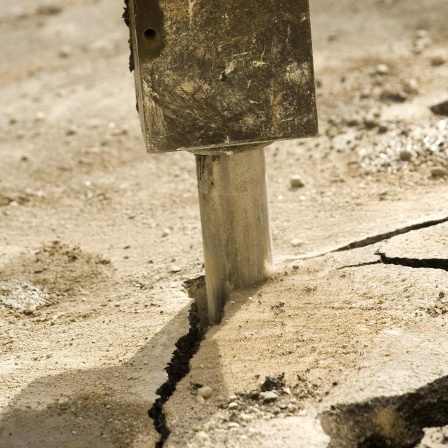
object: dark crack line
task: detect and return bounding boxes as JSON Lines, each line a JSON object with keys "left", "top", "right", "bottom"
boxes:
{"left": 148, "top": 303, "right": 205, "bottom": 448}
{"left": 338, "top": 253, "right": 448, "bottom": 272}
{"left": 289, "top": 215, "right": 448, "bottom": 264}
{"left": 332, "top": 216, "right": 448, "bottom": 253}
{"left": 337, "top": 260, "right": 382, "bottom": 270}
{"left": 378, "top": 252, "right": 448, "bottom": 271}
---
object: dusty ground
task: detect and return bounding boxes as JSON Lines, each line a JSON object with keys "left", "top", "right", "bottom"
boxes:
{"left": 0, "top": 0, "right": 447, "bottom": 447}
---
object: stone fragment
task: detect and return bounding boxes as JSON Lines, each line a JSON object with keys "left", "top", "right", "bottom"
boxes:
{"left": 431, "top": 53, "right": 447, "bottom": 67}
{"left": 380, "top": 86, "right": 407, "bottom": 103}
{"left": 430, "top": 167, "right": 448, "bottom": 178}
{"left": 196, "top": 395, "right": 205, "bottom": 405}
{"left": 240, "top": 413, "right": 253, "bottom": 423}
{"left": 291, "top": 239, "right": 304, "bottom": 248}
{"left": 24, "top": 300, "right": 36, "bottom": 315}
{"left": 403, "top": 78, "right": 419, "bottom": 94}
{"left": 399, "top": 150, "right": 413, "bottom": 162}
{"left": 196, "top": 431, "right": 209, "bottom": 441}
{"left": 290, "top": 175, "right": 305, "bottom": 188}
{"left": 58, "top": 46, "right": 73, "bottom": 58}
{"left": 416, "top": 425, "right": 448, "bottom": 448}
{"left": 430, "top": 100, "right": 448, "bottom": 117}
{"left": 197, "top": 386, "right": 213, "bottom": 399}
{"left": 66, "top": 125, "right": 77, "bottom": 136}
{"left": 35, "top": 112, "right": 46, "bottom": 122}
{"left": 375, "top": 64, "right": 389, "bottom": 75}
{"left": 228, "top": 402, "right": 239, "bottom": 410}
{"left": 260, "top": 391, "right": 278, "bottom": 403}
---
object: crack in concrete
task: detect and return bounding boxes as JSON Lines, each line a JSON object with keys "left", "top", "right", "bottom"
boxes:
{"left": 147, "top": 216, "right": 448, "bottom": 446}
{"left": 337, "top": 260, "right": 382, "bottom": 270}
{"left": 286, "top": 215, "right": 448, "bottom": 265}
{"left": 377, "top": 251, "right": 448, "bottom": 271}
{"left": 333, "top": 216, "right": 448, "bottom": 253}
{"left": 148, "top": 303, "right": 205, "bottom": 447}
{"left": 337, "top": 253, "right": 448, "bottom": 272}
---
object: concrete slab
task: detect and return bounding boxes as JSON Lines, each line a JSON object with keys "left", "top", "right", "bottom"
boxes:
{"left": 164, "top": 247, "right": 448, "bottom": 447}
{"left": 379, "top": 221, "right": 448, "bottom": 262}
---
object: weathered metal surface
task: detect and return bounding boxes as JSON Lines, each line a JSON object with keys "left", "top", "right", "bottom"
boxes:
{"left": 196, "top": 149, "right": 273, "bottom": 324}
{"left": 128, "top": 0, "right": 318, "bottom": 153}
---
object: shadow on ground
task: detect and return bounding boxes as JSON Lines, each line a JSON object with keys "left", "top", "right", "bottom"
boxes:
{"left": 321, "top": 375, "right": 448, "bottom": 448}
{"left": 0, "top": 306, "right": 193, "bottom": 448}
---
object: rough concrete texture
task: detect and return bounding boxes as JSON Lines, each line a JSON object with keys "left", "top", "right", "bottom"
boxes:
{"left": 1, "top": 0, "right": 448, "bottom": 446}
{"left": 379, "top": 222, "right": 448, "bottom": 263}
{"left": 165, "top": 230, "right": 448, "bottom": 446}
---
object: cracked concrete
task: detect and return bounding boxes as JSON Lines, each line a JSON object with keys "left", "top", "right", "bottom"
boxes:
{"left": 1, "top": 0, "right": 448, "bottom": 446}
{"left": 378, "top": 222, "right": 448, "bottom": 271}
{"left": 334, "top": 216, "right": 448, "bottom": 254}
{"left": 163, "top": 216, "right": 448, "bottom": 447}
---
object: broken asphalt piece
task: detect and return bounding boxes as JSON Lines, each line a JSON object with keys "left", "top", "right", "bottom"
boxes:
{"left": 430, "top": 99, "right": 448, "bottom": 116}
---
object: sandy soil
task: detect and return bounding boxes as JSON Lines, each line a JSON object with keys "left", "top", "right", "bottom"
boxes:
{"left": 0, "top": 0, "right": 447, "bottom": 447}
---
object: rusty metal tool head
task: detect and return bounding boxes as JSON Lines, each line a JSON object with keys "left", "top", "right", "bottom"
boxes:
{"left": 126, "top": 0, "right": 317, "bottom": 154}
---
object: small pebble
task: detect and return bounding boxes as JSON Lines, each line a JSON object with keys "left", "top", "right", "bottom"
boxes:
{"left": 431, "top": 53, "right": 447, "bottom": 67}
{"left": 197, "top": 386, "right": 213, "bottom": 399}
{"left": 399, "top": 150, "right": 413, "bottom": 162}
{"left": 291, "top": 239, "right": 304, "bottom": 248}
{"left": 260, "top": 391, "right": 278, "bottom": 403}
{"left": 196, "top": 431, "right": 209, "bottom": 441}
{"left": 35, "top": 112, "right": 46, "bottom": 122}
{"left": 228, "top": 402, "right": 239, "bottom": 410}
{"left": 375, "top": 64, "right": 389, "bottom": 75}
{"left": 66, "top": 125, "right": 77, "bottom": 136}
{"left": 196, "top": 395, "right": 205, "bottom": 405}
{"left": 431, "top": 167, "right": 448, "bottom": 178}
{"left": 430, "top": 100, "right": 448, "bottom": 117}
{"left": 161, "top": 229, "right": 171, "bottom": 237}
{"left": 403, "top": 78, "right": 419, "bottom": 94}
{"left": 290, "top": 175, "right": 305, "bottom": 188}
{"left": 24, "top": 300, "right": 36, "bottom": 315}
{"left": 378, "top": 123, "right": 389, "bottom": 133}
{"left": 58, "top": 46, "right": 73, "bottom": 58}
{"left": 240, "top": 413, "right": 253, "bottom": 423}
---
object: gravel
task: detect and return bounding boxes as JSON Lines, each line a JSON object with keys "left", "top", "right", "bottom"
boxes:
{"left": 0, "top": 280, "right": 54, "bottom": 313}
{"left": 358, "top": 119, "right": 448, "bottom": 174}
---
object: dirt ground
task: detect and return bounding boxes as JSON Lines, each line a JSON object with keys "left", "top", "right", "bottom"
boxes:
{"left": 0, "top": 0, "right": 447, "bottom": 447}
